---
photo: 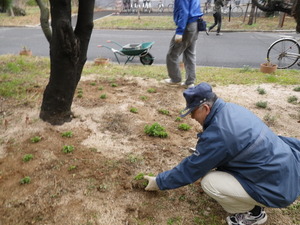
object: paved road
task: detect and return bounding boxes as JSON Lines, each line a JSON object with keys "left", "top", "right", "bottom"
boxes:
{"left": 0, "top": 11, "right": 299, "bottom": 69}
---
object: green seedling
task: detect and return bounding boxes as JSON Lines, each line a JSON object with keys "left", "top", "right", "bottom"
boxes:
{"left": 263, "top": 113, "right": 276, "bottom": 126}
{"left": 30, "top": 136, "right": 41, "bottom": 143}
{"left": 133, "top": 172, "right": 155, "bottom": 187}
{"left": 178, "top": 123, "right": 191, "bottom": 131}
{"left": 61, "top": 131, "right": 73, "bottom": 138}
{"left": 130, "top": 107, "right": 138, "bottom": 113}
{"left": 255, "top": 101, "right": 268, "bottom": 109}
{"left": 293, "top": 86, "right": 300, "bottom": 92}
{"left": 98, "top": 86, "right": 103, "bottom": 90}
{"left": 77, "top": 88, "right": 83, "bottom": 94}
{"left": 147, "top": 88, "right": 156, "bottom": 93}
{"left": 257, "top": 86, "right": 266, "bottom": 95}
{"left": 175, "top": 117, "right": 182, "bottom": 122}
{"left": 22, "top": 154, "right": 34, "bottom": 162}
{"left": 90, "top": 82, "right": 96, "bottom": 86}
{"left": 68, "top": 165, "right": 77, "bottom": 171}
{"left": 100, "top": 94, "right": 107, "bottom": 99}
{"left": 158, "top": 109, "right": 170, "bottom": 115}
{"left": 111, "top": 83, "right": 118, "bottom": 87}
{"left": 140, "top": 96, "right": 147, "bottom": 101}
{"left": 77, "top": 93, "right": 83, "bottom": 98}
{"left": 20, "top": 176, "right": 31, "bottom": 184}
{"left": 62, "top": 145, "right": 74, "bottom": 153}
{"left": 287, "top": 95, "right": 298, "bottom": 104}
{"left": 144, "top": 122, "right": 168, "bottom": 138}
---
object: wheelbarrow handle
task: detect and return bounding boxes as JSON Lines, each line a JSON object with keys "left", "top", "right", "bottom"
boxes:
{"left": 106, "top": 40, "right": 123, "bottom": 48}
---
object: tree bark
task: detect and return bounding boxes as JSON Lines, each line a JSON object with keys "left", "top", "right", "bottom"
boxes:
{"left": 39, "top": 0, "right": 95, "bottom": 125}
{"left": 36, "top": 0, "right": 52, "bottom": 43}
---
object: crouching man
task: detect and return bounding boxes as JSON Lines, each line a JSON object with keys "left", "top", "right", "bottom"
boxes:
{"left": 144, "top": 82, "right": 300, "bottom": 225}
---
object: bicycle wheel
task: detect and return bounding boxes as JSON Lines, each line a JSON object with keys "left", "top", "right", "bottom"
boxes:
{"left": 167, "top": 3, "right": 173, "bottom": 12}
{"left": 267, "top": 38, "right": 300, "bottom": 69}
{"left": 140, "top": 53, "right": 154, "bottom": 65}
{"left": 231, "top": 6, "right": 243, "bottom": 17}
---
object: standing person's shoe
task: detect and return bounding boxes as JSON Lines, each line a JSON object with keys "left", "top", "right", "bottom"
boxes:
{"left": 163, "top": 78, "right": 181, "bottom": 85}
{"left": 206, "top": 28, "right": 210, "bottom": 35}
{"left": 181, "top": 82, "right": 194, "bottom": 88}
{"left": 226, "top": 207, "right": 267, "bottom": 225}
{"left": 216, "top": 32, "right": 223, "bottom": 36}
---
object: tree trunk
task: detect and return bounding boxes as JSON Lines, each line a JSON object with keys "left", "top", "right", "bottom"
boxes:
{"left": 39, "top": 0, "right": 95, "bottom": 125}
{"left": 248, "top": 2, "right": 256, "bottom": 25}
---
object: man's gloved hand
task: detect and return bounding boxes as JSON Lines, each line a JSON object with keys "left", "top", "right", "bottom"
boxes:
{"left": 175, "top": 34, "right": 183, "bottom": 43}
{"left": 144, "top": 175, "right": 159, "bottom": 191}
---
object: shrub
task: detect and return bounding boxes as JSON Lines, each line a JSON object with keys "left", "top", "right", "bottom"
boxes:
{"left": 144, "top": 122, "right": 168, "bottom": 138}
{"left": 255, "top": 101, "right": 268, "bottom": 109}
{"left": 256, "top": 86, "right": 266, "bottom": 95}
{"left": 287, "top": 95, "right": 298, "bottom": 104}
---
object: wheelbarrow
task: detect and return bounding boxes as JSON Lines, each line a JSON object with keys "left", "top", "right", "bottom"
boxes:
{"left": 97, "top": 40, "right": 155, "bottom": 65}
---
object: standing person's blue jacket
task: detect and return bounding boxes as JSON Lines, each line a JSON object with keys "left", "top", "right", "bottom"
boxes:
{"left": 156, "top": 98, "right": 300, "bottom": 208}
{"left": 174, "top": 0, "right": 204, "bottom": 35}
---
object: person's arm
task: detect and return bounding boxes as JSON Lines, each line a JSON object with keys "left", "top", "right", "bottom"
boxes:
{"left": 175, "top": 0, "right": 190, "bottom": 35}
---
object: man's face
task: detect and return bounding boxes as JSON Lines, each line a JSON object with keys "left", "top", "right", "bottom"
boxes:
{"left": 191, "top": 104, "right": 210, "bottom": 126}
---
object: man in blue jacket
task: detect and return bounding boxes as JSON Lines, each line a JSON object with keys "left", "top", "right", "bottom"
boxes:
{"left": 144, "top": 82, "right": 300, "bottom": 225}
{"left": 163, "top": 0, "right": 203, "bottom": 88}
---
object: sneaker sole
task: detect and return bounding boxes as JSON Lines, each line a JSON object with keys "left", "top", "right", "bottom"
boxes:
{"left": 226, "top": 214, "right": 268, "bottom": 225}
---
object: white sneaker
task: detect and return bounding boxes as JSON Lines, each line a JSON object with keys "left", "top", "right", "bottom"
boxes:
{"left": 181, "top": 82, "right": 194, "bottom": 88}
{"left": 206, "top": 28, "right": 210, "bottom": 35}
{"left": 226, "top": 207, "right": 268, "bottom": 225}
{"left": 163, "top": 79, "right": 181, "bottom": 85}
{"left": 216, "top": 32, "right": 223, "bottom": 36}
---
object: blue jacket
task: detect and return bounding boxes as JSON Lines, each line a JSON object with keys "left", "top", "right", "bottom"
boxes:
{"left": 174, "top": 0, "right": 203, "bottom": 35}
{"left": 156, "top": 98, "right": 300, "bottom": 208}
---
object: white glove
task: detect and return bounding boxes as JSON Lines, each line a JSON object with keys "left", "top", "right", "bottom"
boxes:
{"left": 144, "top": 175, "right": 159, "bottom": 191}
{"left": 175, "top": 34, "right": 183, "bottom": 43}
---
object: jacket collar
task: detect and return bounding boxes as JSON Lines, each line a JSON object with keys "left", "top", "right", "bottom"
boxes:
{"left": 203, "top": 98, "right": 225, "bottom": 130}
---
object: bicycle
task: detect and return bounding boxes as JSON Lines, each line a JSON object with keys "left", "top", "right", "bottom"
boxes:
{"left": 131, "top": 0, "right": 140, "bottom": 13}
{"left": 267, "top": 36, "right": 300, "bottom": 69}
{"left": 157, "top": 0, "right": 173, "bottom": 13}
{"left": 167, "top": 0, "right": 174, "bottom": 12}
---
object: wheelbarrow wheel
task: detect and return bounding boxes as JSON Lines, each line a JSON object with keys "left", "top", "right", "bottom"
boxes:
{"left": 140, "top": 53, "right": 154, "bottom": 65}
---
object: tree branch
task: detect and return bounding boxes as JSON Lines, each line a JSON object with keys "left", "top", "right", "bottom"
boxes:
{"left": 35, "top": 0, "right": 52, "bottom": 43}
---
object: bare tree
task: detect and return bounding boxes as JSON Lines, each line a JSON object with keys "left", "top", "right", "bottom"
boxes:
{"left": 36, "top": 0, "right": 95, "bottom": 125}
{"left": 252, "top": 0, "right": 300, "bottom": 32}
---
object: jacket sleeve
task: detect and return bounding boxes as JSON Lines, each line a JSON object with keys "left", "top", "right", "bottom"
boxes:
{"left": 175, "top": 0, "right": 190, "bottom": 35}
{"left": 278, "top": 136, "right": 300, "bottom": 152}
{"left": 156, "top": 128, "right": 229, "bottom": 190}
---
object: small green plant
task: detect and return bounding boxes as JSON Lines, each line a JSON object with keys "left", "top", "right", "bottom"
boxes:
{"left": 62, "top": 145, "right": 75, "bottom": 153}
{"left": 175, "top": 117, "right": 182, "bottom": 122}
{"left": 98, "top": 86, "right": 103, "bottom": 90}
{"left": 240, "top": 65, "right": 253, "bottom": 72}
{"left": 130, "top": 107, "right": 138, "bottom": 113}
{"left": 147, "top": 88, "right": 156, "bottom": 93}
{"left": 178, "top": 123, "right": 191, "bottom": 131}
{"left": 167, "top": 217, "right": 182, "bottom": 225}
{"left": 140, "top": 96, "right": 148, "bottom": 101}
{"left": 68, "top": 165, "right": 77, "bottom": 171}
{"left": 255, "top": 101, "right": 268, "bottom": 109}
{"left": 100, "top": 94, "right": 107, "bottom": 99}
{"left": 22, "top": 154, "right": 34, "bottom": 162}
{"left": 111, "top": 83, "right": 118, "bottom": 87}
{"left": 61, "top": 131, "right": 73, "bottom": 138}
{"left": 30, "top": 136, "right": 41, "bottom": 143}
{"left": 256, "top": 86, "right": 266, "bottom": 95}
{"left": 293, "top": 86, "right": 300, "bottom": 92}
{"left": 90, "top": 82, "right": 96, "bottom": 86}
{"left": 77, "top": 93, "right": 83, "bottom": 98}
{"left": 20, "top": 176, "right": 31, "bottom": 184}
{"left": 134, "top": 172, "right": 155, "bottom": 187}
{"left": 144, "top": 122, "right": 168, "bottom": 138}
{"left": 263, "top": 113, "right": 276, "bottom": 126}
{"left": 287, "top": 95, "right": 298, "bottom": 104}
{"left": 158, "top": 109, "right": 170, "bottom": 115}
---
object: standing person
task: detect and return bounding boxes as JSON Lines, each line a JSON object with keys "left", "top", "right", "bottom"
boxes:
{"left": 163, "top": 0, "right": 203, "bottom": 89}
{"left": 144, "top": 82, "right": 300, "bottom": 225}
{"left": 207, "top": 0, "right": 224, "bottom": 35}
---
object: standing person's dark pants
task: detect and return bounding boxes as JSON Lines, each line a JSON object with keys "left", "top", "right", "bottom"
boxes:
{"left": 209, "top": 11, "right": 222, "bottom": 34}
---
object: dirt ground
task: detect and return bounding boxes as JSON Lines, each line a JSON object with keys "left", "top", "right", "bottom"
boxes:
{"left": 0, "top": 74, "right": 299, "bottom": 225}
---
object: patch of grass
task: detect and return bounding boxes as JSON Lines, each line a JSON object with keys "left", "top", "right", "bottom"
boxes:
{"left": 111, "top": 83, "right": 118, "bottom": 87}
{"left": 175, "top": 117, "right": 182, "bottom": 122}
{"left": 263, "top": 113, "right": 276, "bottom": 126}
{"left": 130, "top": 107, "right": 138, "bottom": 113}
{"left": 30, "top": 136, "right": 42, "bottom": 143}
{"left": 257, "top": 86, "right": 266, "bottom": 95}
{"left": 144, "top": 122, "right": 168, "bottom": 138}
{"left": 100, "top": 94, "right": 107, "bottom": 99}
{"left": 61, "top": 131, "right": 73, "bottom": 138}
{"left": 255, "top": 101, "right": 268, "bottom": 109}
{"left": 62, "top": 145, "right": 75, "bottom": 154}
{"left": 293, "top": 86, "right": 300, "bottom": 92}
{"left": 287, "top": 95, "right": 298, "bottom": 104}
{"left": 147, "top": 88, "right": 156, "bottom": 93}
{"left": 22, "top": 154, "right": 34, "bottom": 162}
{"left": 68, "top": 165, "right": 77, "bottom": 171}
{"left": 178, "top": 123, "right": 191, "bottom": 131}
{"left": 20, "top": 176, "right": 31, "bottom": 184}
{"left": 140, "top": 96, "right": 148, "bottom": 100}
{"left": 158, "top": 109, "right": 170, "bottom": 115}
